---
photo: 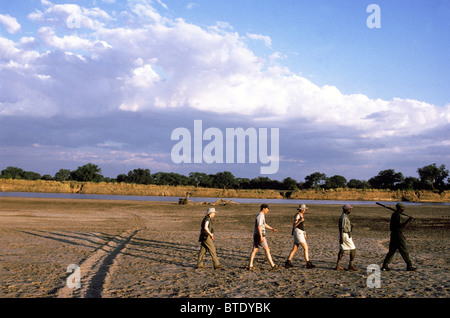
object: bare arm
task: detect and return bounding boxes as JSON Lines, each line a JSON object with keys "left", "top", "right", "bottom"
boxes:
{"left": 204, "top": 220, "right": 214, "bottom": 240}
{"left": 265, "top": 224, "right": 278, "bottom": 233}
{"left": 293, "top": 214, "right": 304, "bottom": 228}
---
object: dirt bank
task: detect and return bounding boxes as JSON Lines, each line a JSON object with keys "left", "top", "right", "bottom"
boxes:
{"left": 0, "top": 179, "right": 449, "bottom": 202}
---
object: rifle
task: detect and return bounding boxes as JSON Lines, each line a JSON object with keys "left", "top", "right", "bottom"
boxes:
{"left": 375, "top": 202, "right": 411, "bottom": 218}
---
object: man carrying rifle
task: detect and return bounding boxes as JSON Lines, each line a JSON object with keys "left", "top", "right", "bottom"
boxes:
{"left": 381, "top": 203, "right": 416, "bottom": 271}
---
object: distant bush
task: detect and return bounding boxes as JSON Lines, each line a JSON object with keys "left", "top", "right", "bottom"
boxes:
{"left": 1, "top": 163, "right": 449, "bottom": 191}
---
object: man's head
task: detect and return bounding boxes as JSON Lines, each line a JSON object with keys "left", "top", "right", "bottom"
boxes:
{"left": 206, "top": 207, "right": 217, "bottom": 218}
{"left": 396, "top": 202, "right": 405, "bottom": 212}
{"left": 260, "top": 204, "right": 270, "bottom": 213}
{"left": 343, "top": 204, "right": 353, "bottom": 214}
{"left": 297, "top": 204, "right": 308, "bottom": 213}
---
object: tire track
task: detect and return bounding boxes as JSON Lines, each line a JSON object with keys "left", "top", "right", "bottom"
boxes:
{"left": 377, "top": 238, "right": 389, "bottom": 253}
{"left": 56, "top": 212, "right": 146, "bottom": 298}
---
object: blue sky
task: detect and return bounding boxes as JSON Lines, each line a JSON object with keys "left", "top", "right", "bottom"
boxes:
{"left": 164, "top": 0, "right": 450, "bottom": 106}
{"left": 0, "top": 0, "right": 449, "bottom": 182}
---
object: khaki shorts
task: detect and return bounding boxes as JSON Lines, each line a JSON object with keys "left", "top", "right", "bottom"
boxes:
{"left": 340, "top": 232, "right": 356, "bottom": 250}
{"left": 253, "top": 233, "right": 269, "bottom": 249}
{"left": 293, "top": 228, "right": 306, "bottom": 244}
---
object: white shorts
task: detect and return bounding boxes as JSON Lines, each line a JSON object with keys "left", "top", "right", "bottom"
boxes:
{"left": 293, "top": 228, "right": 306, "bottom": 244}
{"left": 340, "top": 232, "right": 356, "bottom": 250}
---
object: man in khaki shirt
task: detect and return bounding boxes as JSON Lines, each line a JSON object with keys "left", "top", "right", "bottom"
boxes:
{"left": 335, "top": 204, "right": 359, "bottom": 271}
{"left": 197, "top": 207, "right": 222, "bottom": 270}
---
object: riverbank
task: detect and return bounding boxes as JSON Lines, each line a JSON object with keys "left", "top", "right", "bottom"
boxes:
{"left": 0, "top": 179, "right": 449, "bottom": 203}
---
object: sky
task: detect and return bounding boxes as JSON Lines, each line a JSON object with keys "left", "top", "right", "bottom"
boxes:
{"left": 0, "top": 0, "right": 449, "bottom": 182}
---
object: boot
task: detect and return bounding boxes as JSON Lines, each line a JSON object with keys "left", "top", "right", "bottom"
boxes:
{"left": 406, "top": 265, "right": 416, "bottom": 271}
{"left": 306, "top": 261, "right": 316, "bottom": 269}
{"left": 348, "top": 263, "right": 359, "bottom": 271}
{"left": 284, "top": 260, "right": 294, "bottom": 268}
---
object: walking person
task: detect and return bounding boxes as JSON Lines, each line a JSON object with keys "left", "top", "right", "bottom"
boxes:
{"left": 381, "top": 203, "right": 416, "bottom": 271}
{"left": 285, "top": 204, "right": 315, "bottom": 269}
{"left": 248, "top": 204, "right": 279, "bottom": 270}
{"left": 335, "top": 204, "right": 359, "bottom": 271}
{"left": 196, "top": 207, "right": 222, "bottom": 270}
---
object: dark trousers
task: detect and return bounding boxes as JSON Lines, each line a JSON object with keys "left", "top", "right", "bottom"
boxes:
{"left": 383, "top": 233, "right": 412, "bottom": 267}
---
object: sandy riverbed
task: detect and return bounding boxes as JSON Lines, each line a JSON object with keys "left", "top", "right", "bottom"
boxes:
{"left": 0, "top": 197, "right": 448, "bottom": 300}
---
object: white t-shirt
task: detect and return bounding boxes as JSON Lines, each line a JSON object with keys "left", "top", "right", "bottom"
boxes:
{"left": 254, "top": 212, "right": 266, "bottom": 236}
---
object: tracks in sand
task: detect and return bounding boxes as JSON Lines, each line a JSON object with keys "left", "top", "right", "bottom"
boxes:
{"left": 56, "top": 212, "right": 146, "bottom": 298}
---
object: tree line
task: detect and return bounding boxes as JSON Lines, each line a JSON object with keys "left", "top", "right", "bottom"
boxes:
{"left": 1, "top": 163, "right": 449, "bottom": 192}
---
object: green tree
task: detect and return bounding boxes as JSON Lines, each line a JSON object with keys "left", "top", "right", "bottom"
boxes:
{"left": 304, "top": 172, "right": 327, "bottom": 189}
{"left": 417, "top": 163, "right": 449, "bottom": 191}
{"left": 70, "top": 163, "right": 104, "bottom": 182}
{"left": 126, "top": 168, "right": 153, "bottom": 184}
{"left": 324, "top": 175, "right": 347, "bottom": 189}
{"left": 397, "top": 177, "right": 421, "bottom": 190}
{"left": 250, "top": 176, "right": 277, "bottom": 189}
{"left": 22, "top": 171, "right": 41, "bottom": 180}
{"left": 347, "top": 179, "right": 370, "bottom": 189}
{"left": 1, "top": 166, "right": 25, "bottom": 179}
{"left": 153, "top": 172, "right": 189, "bottom": 186}
{"left": 235, "top": 177, "right": 251, "bottom": 189}
{"left": 369, "top": 169, "right": 404, "bottom": 189}
{"left": 282, "top": 177, "right": 298, "bottom": 190}
{"left": 54, "top": 169, "right": 71, "bottom": 181}
{"left": 116, "top": 174, "right": 127, "bottom": 183}
{"left": 211, "top": 171, "right": 236, "bottom": 189}
{"left": 189, "top": 172, "right": 210, "bottom": 188}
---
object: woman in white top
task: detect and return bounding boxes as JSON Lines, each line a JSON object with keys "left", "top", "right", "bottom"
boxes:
{"left": 285, "top": 204, "right": 315, "bottom": 269}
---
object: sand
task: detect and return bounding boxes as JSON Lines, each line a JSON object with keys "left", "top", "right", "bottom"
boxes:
{"left": 0, "top": 197, "right": 449, "bottom": 301}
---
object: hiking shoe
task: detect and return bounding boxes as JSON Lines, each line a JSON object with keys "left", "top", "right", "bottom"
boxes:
{"left": 381, "top": 266, "right": 390, "bottom": 271}
{"left": 335, "top": 266, "right": 344, "bottom": 271}
{"left": 214, "top": 265, "right": 224, "bottom": 270}
{"left": 284, "top": 260, "right": 294, "bottom": 268}
{"left": 406, "top": 266, "right": 416, "bottom": 271}
{"left": 196, "top": 265, "right": 206, "bottom": 269}
{"left": 270, "top": 264, "right": 280, "bottom": 271}
{"left": 306, "top": 261, "right": 316, "bottom": 269}
{"left": 348, "top": 265, "right": 359, "bottom": 271}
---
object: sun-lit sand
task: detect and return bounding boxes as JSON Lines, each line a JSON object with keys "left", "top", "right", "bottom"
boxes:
{"left": 0, "top": 197, "right": 448, "bottom": 298}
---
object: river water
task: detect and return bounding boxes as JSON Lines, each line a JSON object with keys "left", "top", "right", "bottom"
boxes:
{"left": 0, "top": 191, "right": 448, "bottom": 206}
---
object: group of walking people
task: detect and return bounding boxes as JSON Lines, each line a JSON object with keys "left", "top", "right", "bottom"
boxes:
{"left": 196, "top": 202, "right": 416, "bottom": 272}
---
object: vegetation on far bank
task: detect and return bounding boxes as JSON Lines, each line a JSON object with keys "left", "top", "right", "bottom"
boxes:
{"left": 1, "top": 163, "right": 449, "bottom": 193}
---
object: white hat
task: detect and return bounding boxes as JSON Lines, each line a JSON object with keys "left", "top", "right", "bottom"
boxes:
{"left": 206, "top": 207, "right": 217, "bottom": 214}
{"left": 343, "top": 204, "right": 353, "bottom": 210}
{"left": 297, "top": 204, "right": 308, "bottom": 210}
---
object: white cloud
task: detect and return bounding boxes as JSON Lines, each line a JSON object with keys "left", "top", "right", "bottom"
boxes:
{"left": 247, "top": 32, "right": 272, "bottom": 48}
{"left": 0, "top": 14, "right": 22, "bottom": 34}
{"left": 186, "top": 2, "right": 198, "bottom": 10}
{"left": 0, "top": 0, "right": 448, "bottom": 143}
{"left": 37, "top": 26, "right": 111, "bottom": 51}
{"left": 29, "top": 1, "right": 112, "bottom": 30}
{"left": 130, "top": 0, "right": 168, "bottom": 24}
